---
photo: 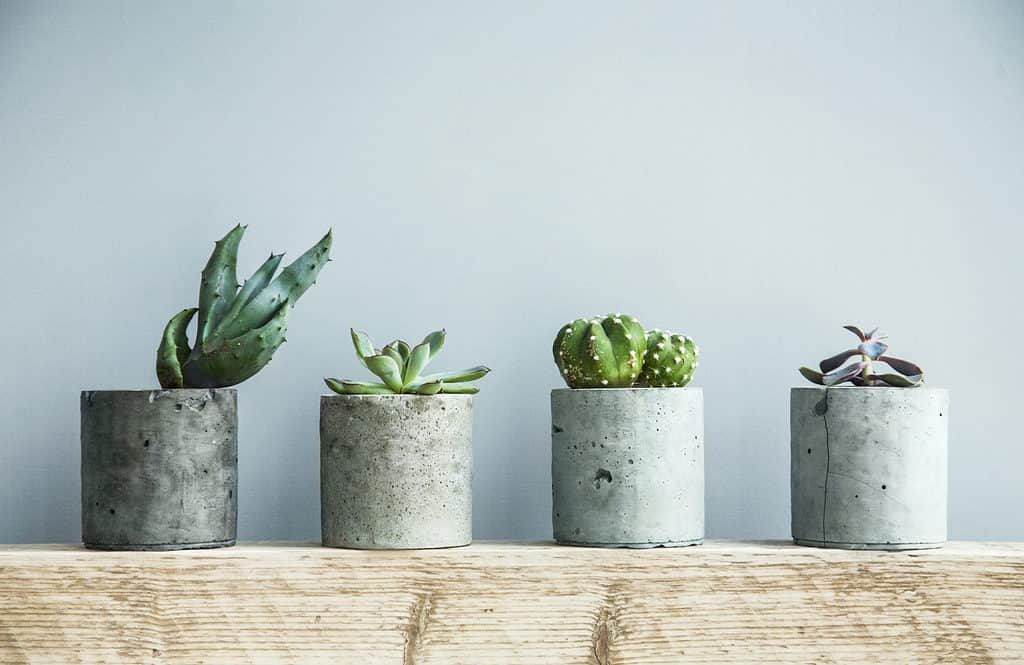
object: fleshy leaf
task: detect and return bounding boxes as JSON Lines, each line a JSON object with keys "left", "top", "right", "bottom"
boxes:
{"left": 822, "top": 361, "right": 866, "bottom": 386}
{"left": 324, "top": 378, "right": 394, "bottom": 394}
{"left": 799, "top": 367, "right": 825, "bottom": 385}
{"left": 843, "top": 325, "right": 866, "bottom": 341}
{"left": 381, "top": 344, "right": 405, "bottom": 371}
{"left": 874, "top": 373, "right": 922, "bottom": 387}
{"left": 392, "top": 340, "right": 411, "bottom": 364}
{"left": 402, "top": 342, "right": 431, "bottom": 386}
{"left": 365, "top": 354, "right": 404, "bottom": 392}
{"left": 438, "top": 382, "right": 480, "bottom": 394}
{"left": 181, "top": 301, "right": 289, "bottom": 388}
{"left": 156, "top": 308, "right": 198, "bottom": 389}
{"left": 413, "top": 380, "right": 443, "bottom": 395}
{"left": 208, "top": 252, "right": 284, "bottom": 347}
{"left": 819, "top": 349, "right": 859, "bottom": 374}
{"left": 858, "top": 339, "right": 889, "bottom": 360}
{"left": 351, "top": 329, "right": 376, "bottom": 368}
{"left": 422, "top": 329, "right": 446, "bottom": 359}
{"left": 418, "top": 366, "right": 491, "bottom": 384}
{"left": 878, "top": 355, "right": 924, "bottom": 380}
{"left": 197, "top": 225, "right": 244, "bottom": 346}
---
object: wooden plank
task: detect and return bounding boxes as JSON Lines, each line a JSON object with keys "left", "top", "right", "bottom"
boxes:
{"left": 1, "top": 541, "right": 1022, "bottom": 664}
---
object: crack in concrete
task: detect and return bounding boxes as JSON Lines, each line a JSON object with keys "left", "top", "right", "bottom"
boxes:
{"left": 821, "top": 389, "right": 831, "bottom": 544}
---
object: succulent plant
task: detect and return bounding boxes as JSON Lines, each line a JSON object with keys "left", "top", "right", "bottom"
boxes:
{"left": 552, "top": 314, "right": 647, "bottom": 388}
{"left": 799, "top": 325, "right": 924, "bottom": 387}
{"left": 637, "top": 329, "right": 699, "bottom": 387}
{"left": 156, "top": 225, "right": 332, "bottom": 389}
{"left": 325, "top": 329, "right": 490, "bottom": 395}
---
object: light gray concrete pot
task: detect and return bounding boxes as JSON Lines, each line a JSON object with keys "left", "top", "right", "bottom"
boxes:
{"left": 551, "top": 388, "right": 704, "bottom": 548}
{"left": 320, "top": 394, "right": 473, "bottom": 549}
{"left": 80, "top": 389, "right": 238, "bottom": 551}
{"left": 791, "top": 387, "right": 948, "bottom": 551}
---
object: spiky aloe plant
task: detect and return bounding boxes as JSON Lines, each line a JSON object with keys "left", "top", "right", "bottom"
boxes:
{"left": 553, "top": 314, "right": 646, "bottom": 388}
{"left": 799, "top": 325, "right": 924, "bottom": 387}
{"left": 637, "top": 329, "right": 699, "bottom": 387}
{"left": 156, "top": 225, "right": 332, "bottom": 389}
{"left": 325, "top": 329, "right": 490, "bottom": 395}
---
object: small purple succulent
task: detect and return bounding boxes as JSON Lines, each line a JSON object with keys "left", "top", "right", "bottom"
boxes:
{"left": 799, "top": 325, "right": 924, "bottom": 387}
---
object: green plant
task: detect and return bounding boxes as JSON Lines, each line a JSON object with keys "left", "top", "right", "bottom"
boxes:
{"left": 637, "top": 329, "right": 699, "bottom": 387}
{"left": 552, "top": 314, "right": 647, "bottom": 388}
{"left": 325, "top": 329, "right": 490, "bottom": 395}
{"left": 553, "top": 314, "right": 699, "bottom": 389}
{"left": 156, "top": 225, "right": 332, "bottom": 389}
{"left": 799, "top": 325, "right": 924, "bottom": 387}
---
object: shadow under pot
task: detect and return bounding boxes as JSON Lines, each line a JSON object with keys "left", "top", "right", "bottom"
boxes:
{"left": 551, "top": 387, "right": 704, "bottom": 548}
{"left": 320, "top": 394, "right": 473, "bottom": 549}
{"left": 80, "top": 389, "right": 238, "bottom": 551}
{"left": 791, "top": 387, "right": 948, "bottom": 550}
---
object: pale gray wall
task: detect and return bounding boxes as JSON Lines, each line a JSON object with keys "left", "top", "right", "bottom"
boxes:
{"left": 1, "top": 1, "right": 1022, "bottom": 543}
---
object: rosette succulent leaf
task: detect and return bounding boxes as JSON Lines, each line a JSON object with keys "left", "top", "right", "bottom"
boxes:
{"left": 799, "top": 325, "right": 924, "bottom": 387}
{"left": 325, "top": 328, "right": 490, "bottom": 395}
{"left": 156, "top": 225, "right": 332, "bottom": 389}
{"left": 553, "top": 314, "right": 646, "bottom": 388}
{"left": 637, "top": 329, "right": 699, "bottom": 387}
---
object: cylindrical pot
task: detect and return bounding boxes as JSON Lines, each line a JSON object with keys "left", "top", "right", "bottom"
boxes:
{"left": 551, "top": 388, "right": 704, "bottom": 548}
{"left": 320, "top": 394, "right": 473, "bottom": 549}
{"left": 790, "top": 387, "right": 948, "bottom": 550}
{"left": 80, "top": 389, "right": 238, "bottom": 550}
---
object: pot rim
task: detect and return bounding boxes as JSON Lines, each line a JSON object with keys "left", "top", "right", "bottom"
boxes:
{"left": 81, "top": 388, "right": 237, "bottom": 394}
{"left": 791, "top": 386, "right": 946, "bottom": 393}
{"left": 320, "top": 393, "right": 473, "bottom": 400}
{"left": 550, "top": 386, "right": 702, "bottom": 393}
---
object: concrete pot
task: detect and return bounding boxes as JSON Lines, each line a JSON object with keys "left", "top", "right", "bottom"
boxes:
{"left": 80, "top": 389, "right": 238, "bottom": 550}
{"left": 791, "top": 387, "right": 948, "bottom": 550}
{"left": 320, "top": 394, "right": 473, "bottom": 549}
{"left": 551, "top": 388, "right": 704, "bottom": 548}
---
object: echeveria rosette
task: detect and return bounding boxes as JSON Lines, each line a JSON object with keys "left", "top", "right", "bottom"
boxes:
{"left": 799, "top": 325, "right": 924, "bottom": 387}
{"left": 325, "top": 328, "right": 490, "bottom": 395}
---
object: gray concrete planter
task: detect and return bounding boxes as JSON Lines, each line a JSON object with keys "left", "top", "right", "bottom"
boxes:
{"left": 80, "top": 389, "right": 238, "bottom": 550}
{"left": 791, "top": 387, "right": 948, "bottom": 550}
{"left": 320, "top": 394, "right": 473, "bottom": 549}
{"left": 551, "top": 388, "right": 704, "bottom": 548}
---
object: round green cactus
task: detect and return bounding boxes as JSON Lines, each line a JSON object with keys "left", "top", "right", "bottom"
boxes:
{"left": 637, "top": 329, "right": 699, "bottom": 387}
{"left": 552, "top": 314, "right": 647, "bottom": 388}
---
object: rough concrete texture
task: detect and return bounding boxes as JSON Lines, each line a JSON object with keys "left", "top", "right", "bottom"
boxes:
{"left": 791, "top": 387, "right": 948, "bottom": 550}
{"left": 80, "top": 389, "right": 238, "bottom": 550}
{"left": 551, "top": 388, "right": 704, "bottom": 548}
{"left": 320, "top": 394, "right": 473, "bottom": 549}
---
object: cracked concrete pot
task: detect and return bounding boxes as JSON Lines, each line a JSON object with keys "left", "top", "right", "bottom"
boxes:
{"left": 791, "top": 387, "right": 948, "bottom": 550}
{"left": 80, "top": 389, "right": 238, "bottom": 551}
{"left": 551, "top": 388, "right": 704, "bottom": 548}
{"left": 320, "top": 394, "right": 473, "bottom": 549}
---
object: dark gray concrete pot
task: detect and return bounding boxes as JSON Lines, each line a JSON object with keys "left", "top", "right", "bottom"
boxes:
{"left": 80, "top": 389, "right": 238, "bottom": 550}
{"left": 320, "top": 394, "right": 473, "bottom": 549}
{"left": 551, "top": 388, "right": 704, "bottom": 548}
{"left": 791, "top": 387, "right": 948, "bottom": 550}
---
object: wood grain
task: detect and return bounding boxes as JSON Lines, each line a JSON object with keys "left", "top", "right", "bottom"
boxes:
{"left": 1, "top": 541, "right": 1022, "bottom": 664}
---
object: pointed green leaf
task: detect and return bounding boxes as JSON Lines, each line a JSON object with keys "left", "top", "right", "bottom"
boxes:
{"left": 382, "top": 344, "right": 405, "bottom": 371}
{"left": 403, "top": 342, "right": 431, "bottom": 385}
{"left": 181, "top": 301, "right": 289, "bottom": 388}
{"left": 396, "top": 340, "right": 411, "bottom": 363}
{"left": 798, "top": 367, "right": 825, "bottom": 386}
{"left": 219, "top": 229, "right": 332, "bottom": 338}
{"left": 422, "top": 329, "right": 446, "bottom": 359}
{"left": 351, "top": 329, "right": 376, "bottom": 368}
{"left": 365, "top": 354, "right": 404, "bottom": 392}
{"left": 324, "top": 378, "right": 394, "bottom": 395}
{"left": 418, "top": 365, "right": 491, "bottom": 384}
{"left": 197, "top": 225, "right": 244, "bottom": 345}
{"left": 156, "top": 308, "right": 198, "bottom": 389}
{"left": 438, "top": 382, "right": 480, "bottom": 394}
{"left": 209, "top": 252, "right": 283, "bottom": 346}
{"left": 413, "top": 380, "right": 444, "bottom": 395}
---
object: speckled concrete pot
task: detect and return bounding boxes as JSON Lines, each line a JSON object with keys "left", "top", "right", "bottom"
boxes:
{"left": 320, "top": 394, "right": 473, "bottom": 549}
{"left": 791, "top": 387, "right": 948, "bottom": 551}
{"left": 80, "top": 389, "right": 238, "bottom": 551}
{"left": 551, "top": 388, "right": 704, "bottom": 548}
